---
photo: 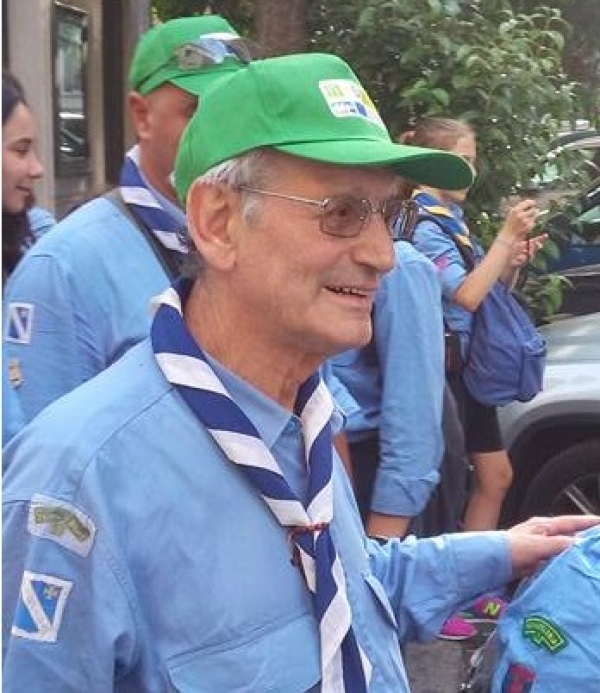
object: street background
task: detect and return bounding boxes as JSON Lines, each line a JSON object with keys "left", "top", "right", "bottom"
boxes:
{"left": 405, "top": 622, "right": 496, "bottom": 693}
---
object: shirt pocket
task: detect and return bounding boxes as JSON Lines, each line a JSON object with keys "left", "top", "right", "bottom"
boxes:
{"left": 166, "top": 613, "right": 320, "bottom": 693}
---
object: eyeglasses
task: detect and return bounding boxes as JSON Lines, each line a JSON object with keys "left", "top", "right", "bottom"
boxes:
{"left": 235, "top": 185, "right": 419, "bottom": 241}
{"left": 175, "top": 36, "right": 262, "bottom": 70}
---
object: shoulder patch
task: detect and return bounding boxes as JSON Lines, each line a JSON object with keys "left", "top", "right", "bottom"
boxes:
{"left": 501, "top": 662, "right": 536, "bottom": 692}
{"left": 5, "top": 302, "right": 35, "bottom": 344}
{"left": 28, "top": 495, "right": 96, "bottom": 557}
{"left": 11, "top": 571, "right": 73, "bottom": 642}
{"left": 522, "top": 615, "right": 568, "bottom": 653}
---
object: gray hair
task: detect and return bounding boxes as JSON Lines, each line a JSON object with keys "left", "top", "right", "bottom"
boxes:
{"left": 182, "top": 148, "right": 274, "bottom": 278}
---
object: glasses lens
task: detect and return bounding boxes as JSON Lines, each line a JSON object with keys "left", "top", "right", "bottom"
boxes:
{"left": 175, "top": 37, "right": 262, "bottom": 70}
{"left": 322, "top": 197, "right": 368, "bottom": 237}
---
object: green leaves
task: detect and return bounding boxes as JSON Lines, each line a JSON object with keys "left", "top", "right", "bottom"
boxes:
{"left": 308, "top": 0, "right": 586, "bottom": 320}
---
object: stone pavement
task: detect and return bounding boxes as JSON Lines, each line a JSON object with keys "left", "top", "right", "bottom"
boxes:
{"left": 405, "top": 621, "right": 496, "bottom": 693}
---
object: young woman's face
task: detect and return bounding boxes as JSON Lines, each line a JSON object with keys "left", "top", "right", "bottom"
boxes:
{"left": 2, "top": 103, "right": 43, "bottom": 214}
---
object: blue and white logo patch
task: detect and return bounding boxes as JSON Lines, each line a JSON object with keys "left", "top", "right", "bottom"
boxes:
{"left": 319, "top": 79, "right": 386, "bottom": 131}
{"left": 5, "top": 302, "right": 34, "bottom": 344}
{"left": 28, "top": 495, "right": 96, "bottom": 557}
{"left": 12, "top": 571, "right": 73, "bottom": 642}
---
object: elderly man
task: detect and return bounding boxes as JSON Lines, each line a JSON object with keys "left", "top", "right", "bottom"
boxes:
{"left": 3, "top": 53, "right": 598, "bottom": 693}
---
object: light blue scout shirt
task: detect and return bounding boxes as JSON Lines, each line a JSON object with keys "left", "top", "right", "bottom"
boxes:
{"left": 3, "top": 192, "right": 185, "bottom": 423}
{"left": 412, "top": 202, "right": 485, "bottom": 357}
{"left": 2, "top": 338, "right": 512, "bottom": 692}
{"left": 2, "top": 343, "right": 25, "bottom": 446}
{"left": 492, "top": 526, "right": 600, "bottom": 692}
{"left": 27, "top": 205, "right": 56, "bottom": 240}
{"left": 331, "top": 241, "right": 445, "bottom": 517}
{"left": 3, "top": 207, "right": 56, "bottom": 445}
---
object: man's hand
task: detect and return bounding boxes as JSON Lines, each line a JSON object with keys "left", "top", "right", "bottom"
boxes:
{"left": 507, "top": 515, "right": 600, "bottom": 578}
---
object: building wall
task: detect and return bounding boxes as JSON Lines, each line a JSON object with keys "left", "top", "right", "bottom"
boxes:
{"left": 4, "top": 0, "right": 151, "bottom": 218}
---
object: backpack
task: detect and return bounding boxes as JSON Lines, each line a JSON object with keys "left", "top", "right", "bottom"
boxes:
{"left": 415, "top": 210, "right": 547, "bottom": 407}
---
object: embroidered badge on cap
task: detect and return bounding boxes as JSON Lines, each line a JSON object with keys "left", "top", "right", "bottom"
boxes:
{"left": 319, "top": 79, "right": 385, "bottom": 130}
{"left": 523, "top": 615, "right": 567, "bottom": 653}
{"left": 5, "top": 302, "right": 34, "bottom": 344}
{"left": 28, "top": 495, "right": 96, "bottom": 557}
{"left": 12, "top": 571, "right": 73, "bottom": 642}
{"left": 502, "top": 662, "right": 536, "bottom": 693}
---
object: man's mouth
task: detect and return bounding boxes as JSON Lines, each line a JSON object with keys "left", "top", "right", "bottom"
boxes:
{"left": 326, "top": 285, "right": 373, "bottom": 298}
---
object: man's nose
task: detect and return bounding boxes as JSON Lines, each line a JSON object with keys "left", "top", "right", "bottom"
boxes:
{"left": 355, "top": 213, "right": 395, "bottom": 274}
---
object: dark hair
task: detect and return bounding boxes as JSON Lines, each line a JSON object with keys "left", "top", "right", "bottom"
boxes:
{"left": 397, "top": 117, "right": 475, "bottom": 198}
{"left": 3, "top": 69, "right": 27, "bottom": 125}
{"left": 2, "top": 69, "right": 35, "bottom": 282}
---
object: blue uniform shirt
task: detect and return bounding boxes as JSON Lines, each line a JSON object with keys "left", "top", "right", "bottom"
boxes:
{"left": 2, "top": 343, "right": 25, "bottom": 446}
{"left": 331, "top": 241, "right": 445, "bottom": 516}
{"left": 492, "top": 526, "right": 600, "bottom": 692}
{"left": 3, "top": 195, "right": 183, "bottom": 422}
{"left": 3, "top": 339, "right": 513, "bottom": 692}
{"left": 27, "top": 205, "right": 56, "bottom": 241}
{"left": 412, "top": 202, "right": 485, "bottom": 355}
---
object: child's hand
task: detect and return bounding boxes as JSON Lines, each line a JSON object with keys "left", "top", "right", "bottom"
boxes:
{"left": 501, "top": 198, "right": 540, "bottom": 241}
{"left": 509, "top": 233, "right": 548, "bottom": 268}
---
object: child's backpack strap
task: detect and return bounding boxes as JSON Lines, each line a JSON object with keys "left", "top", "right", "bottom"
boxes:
{"left": 415, "top": 206, "right": 476, "bottom": 272}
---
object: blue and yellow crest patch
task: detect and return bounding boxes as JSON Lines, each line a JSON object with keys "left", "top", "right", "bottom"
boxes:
{"left": 12, "top": 571, "right": 73, "bottom": 642}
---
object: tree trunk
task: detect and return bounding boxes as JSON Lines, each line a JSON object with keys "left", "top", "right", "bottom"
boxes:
{"left": 255, "top": 0, "right": 308, "bottom": 56}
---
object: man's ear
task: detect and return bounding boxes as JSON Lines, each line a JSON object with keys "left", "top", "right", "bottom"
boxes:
{"left": 186, "top": 182, "right": 238, "bottom": 270}
{"left": 128, "top": 92, "right": 150, "bottom": 140}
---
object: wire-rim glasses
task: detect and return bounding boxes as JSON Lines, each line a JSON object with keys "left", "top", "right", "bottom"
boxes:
{"left": 235, "top": 185, "right": 419, "bottom": 241}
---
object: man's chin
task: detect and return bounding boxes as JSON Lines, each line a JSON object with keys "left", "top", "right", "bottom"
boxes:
{"left": 331, "top": 330, "right": 373, "bottom": 355}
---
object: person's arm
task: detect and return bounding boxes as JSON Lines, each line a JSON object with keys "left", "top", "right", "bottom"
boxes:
{"left": 452, "top": 199, "right": 539, "bottom": 312}
{"left": 333, "top": 431, "right": 355, "bottom": 486}
{"left": 366, "top": 247, "right": 445, "bottom": 539}
{"left": 4, "top": 251, "right": 89, "bottom": 422}
{"left": 368, "top": 514, "right": 600, "bottom": 644}
{"left": 2, "top": 498, "right": 137, "bottom": 692}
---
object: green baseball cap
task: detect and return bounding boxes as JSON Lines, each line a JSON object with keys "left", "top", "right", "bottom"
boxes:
{"left": 129, "top": 15, "right": 259, "bottom": 96}
{"left": 175, "top": 53, "right": 474, "bottom": 202}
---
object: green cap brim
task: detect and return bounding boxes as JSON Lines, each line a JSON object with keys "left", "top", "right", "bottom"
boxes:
{"left": 276, "top": 140, "right": 473, "bottom": 190}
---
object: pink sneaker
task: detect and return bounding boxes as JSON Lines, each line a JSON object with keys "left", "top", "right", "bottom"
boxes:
{"left": 438, "top": 614, "right": 477, "bottom": 641}
{"left": 463, "top": 594, "right": 507, "bottom": 621}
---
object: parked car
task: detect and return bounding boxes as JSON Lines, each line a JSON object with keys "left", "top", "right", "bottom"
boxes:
{"left": 541, "top": 175, "right": 600, "bottom": 272}
{"left": 499, "top": 311, "right": 600, "bottom": 526}
{"left": 522, "top": 130, "right": 600, "bottom": 207}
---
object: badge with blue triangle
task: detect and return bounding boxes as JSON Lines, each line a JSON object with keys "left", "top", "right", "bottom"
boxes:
{"left": 11, "top": 571, "right": 73, "bottom": 642}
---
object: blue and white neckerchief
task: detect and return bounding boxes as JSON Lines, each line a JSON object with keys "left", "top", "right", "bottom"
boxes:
{"left": 119, "top": 145, "right": 188, "bottom": 253}
{"left": 413, "top": 189, "right": 474, "bottom": 251}
{"left": 151, "top": 279, "right": 372, "bottom": 693}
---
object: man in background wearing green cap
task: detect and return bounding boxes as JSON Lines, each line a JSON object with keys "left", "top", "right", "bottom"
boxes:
{"left": 3, "top": 15, "right": 259, "bottom": 426}
{"left": 4, "top": 52, "right": 598, "bottom": 693}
